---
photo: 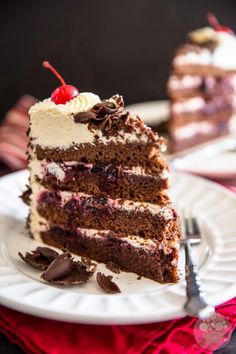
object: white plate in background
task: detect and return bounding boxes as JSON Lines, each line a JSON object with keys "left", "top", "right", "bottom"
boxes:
{"left": 126, "top": 100, "right": 169, "bottom": 126}
{"left": 0, "top": 170, "right": 236, "bottom": 324}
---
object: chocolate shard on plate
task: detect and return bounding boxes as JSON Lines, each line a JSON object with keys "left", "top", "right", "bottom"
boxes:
{"left": 36, "top": 247, "right": 59, "bottom": 261}
{"left": 106, "top": 262, "right": 121, "bottom": 274}
{"left": 18, "top": 246, "right": 59, "bottom": 270}
{"left": 41, "top": 252, "right": 73, "bottom": 282}
{"left": 71, "top": 261, "right": 96, "bottom": 284}
{"left": 96, "top": 272, "right": 121, "bottom": 294}
{"left": 80, "top": 257, "right": 97, "bottom": 273}
{"left": 41, "top": 253, "right": 96, "bottom": 286}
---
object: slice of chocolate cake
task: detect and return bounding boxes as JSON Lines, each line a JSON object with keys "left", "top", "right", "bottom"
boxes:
{"left": 24, "top": 63, "right": 181, "bottom": 284}
{"left": 166, "top": 14, "right": 236, "bottom": 153}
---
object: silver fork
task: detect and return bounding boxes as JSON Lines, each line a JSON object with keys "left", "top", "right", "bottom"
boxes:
{"left": 181, "top": 210, "right": 215, "bottom": 319}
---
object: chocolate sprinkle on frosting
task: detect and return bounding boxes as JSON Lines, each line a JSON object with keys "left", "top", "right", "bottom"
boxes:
{"left": 96, "top": 272, "right": 121, "bottom": 294}
{"left": 19, "top": 247, "right": 59, "bottom": 270}
{"left": 74, "top": 95, "right": 124, "bottom": 135}
{"left": 73, "top": 94, "right": 160, "bottom": 144}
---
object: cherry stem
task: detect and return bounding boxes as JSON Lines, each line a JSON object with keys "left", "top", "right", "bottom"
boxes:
{"left": 43, "top": 61, "right": 66, "bottom": 86}
{"left": 207, "top": 12, "right": 220, "bottom": 30}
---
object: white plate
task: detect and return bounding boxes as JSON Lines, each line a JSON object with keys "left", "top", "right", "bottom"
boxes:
{"left": 126, "top": 100, "right": 169, "bottom": 126}
{"left": 171, "top": 138, "right": 236, "bottom": 180}
{"left": 127, "top": 100, "right": 236, "bottom": 179}
{"left": 0, "top": 170, "right": 236, "bottom": 324}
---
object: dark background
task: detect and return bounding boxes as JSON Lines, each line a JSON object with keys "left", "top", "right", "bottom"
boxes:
{"left": 0, "top": 1, "right": 236, "bottom": 352}
{"left": 0, "top": 0, "right": 236, "bottom": 120}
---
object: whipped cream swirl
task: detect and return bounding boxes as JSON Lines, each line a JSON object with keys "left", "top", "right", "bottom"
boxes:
{"left": 29, "top": 92, "right": 101, "bottom": 116}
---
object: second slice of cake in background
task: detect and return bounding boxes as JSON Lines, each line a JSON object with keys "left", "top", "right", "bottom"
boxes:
{"left": 23, "top": 63, "right": 181, "bottom": 284}
{"left": 167, "top": 14, "right": 236, "bottom": 153}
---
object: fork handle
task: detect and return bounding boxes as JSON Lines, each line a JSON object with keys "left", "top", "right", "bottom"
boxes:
{"left": 184, "top": 239, "right": 214, "bottom": 318}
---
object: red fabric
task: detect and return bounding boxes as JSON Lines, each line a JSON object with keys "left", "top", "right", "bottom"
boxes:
{"left": 0, "top": 95, "right": 37, "bottom": 171}
{"left": 0, "top": 97, "right": 236, "bottom": 354}
{"left": 0, "top": 299, "right": 236, "bottom": 354}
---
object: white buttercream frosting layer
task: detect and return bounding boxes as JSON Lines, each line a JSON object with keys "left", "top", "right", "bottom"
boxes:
{"left": 172, "top": 97, "right": 205, "bottom": 114}
{"left": 29, "top": 92, "right": 101, "bottom": 116}
{"left": 212, "top": 32, "right": 236, "bottom": 70}
{"left": 29, "top": 91, "right": 157, "bottom": 149}
{"left": 168, "top": 75, "right": 202, "bottom": 90}
{"left": 174, "top": 30, "right": 236, "bottom": 71}
{"left": 174, "top": 49, "right": 211, "bottom": 67}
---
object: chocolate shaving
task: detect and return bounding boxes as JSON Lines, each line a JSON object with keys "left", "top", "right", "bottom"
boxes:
{"left": 96, "top": 272, "right": 121, "bottom": 294}
{"left": 92, "top": 101, "right": 119, "bottom": 116}
{"left": 18, "top": 247, "right": 59, "bottom": 270}
{"left": 36, "top": 247, "right": 59, "bottom": 261}
{"left": 106, "top": 262, "right": 120, "bottom": 274}
{"left": 41, "top": 252, "right": 73, "bottom": 282}
{"left": 73, "top": 94, "right": 160, "bottom": 146}
{"left": 41, "top": 253, "right": 97, "bottom": 286}
{"left": 80, "top": 257, "right": 97, "bottom": 272}
{"left": 74, "top": 111, "right": 97, "bottom": 123}
{"left": 19, "top": 245, "right": 97, "bottom": 286}
{"left": 74, "top": 95, "right": 123, "bottom": 133}
{"left": 20, "top": 186, "right": 32, "bottom": 205}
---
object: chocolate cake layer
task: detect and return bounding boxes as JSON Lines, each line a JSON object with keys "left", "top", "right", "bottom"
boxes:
{"left": 34, "top": 141, "right": 167, "bottom": 174}
{"left": 36, "top": 191, "right": 179, "bottom": 241}
{"left": 38, "top": 162, "right": 168, "bottom": 204}
{"left": 41, "top": 227, "right": 179, "bottom": 283}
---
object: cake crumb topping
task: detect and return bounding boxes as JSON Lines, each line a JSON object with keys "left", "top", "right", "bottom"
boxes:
{"left": 74, "top": 94, "right": 161, "bottom": 144}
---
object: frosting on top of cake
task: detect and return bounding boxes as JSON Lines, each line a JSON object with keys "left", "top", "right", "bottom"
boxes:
{"left": 29, "top": 92, "right": 101, "bottom": 116}
{"left": 29, "top": 92, "right": 163, "bottom": 149}
{"left": 212, "top": 32, "right": 236, "bottom": 70}
{"left": 174, "top": 28, "right": 236, "bottom": 70}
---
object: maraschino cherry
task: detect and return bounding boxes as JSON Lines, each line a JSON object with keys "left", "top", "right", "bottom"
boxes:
{"left": 207, "top": 12, "right": 234, "bottom": 35}
{"left": 43, "top": 61, "right": 79, "bottom": 104}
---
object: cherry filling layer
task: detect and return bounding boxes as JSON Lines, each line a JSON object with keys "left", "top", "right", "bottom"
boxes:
{"left": 36, "top": 190, "right": 177, "bottom": 241}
